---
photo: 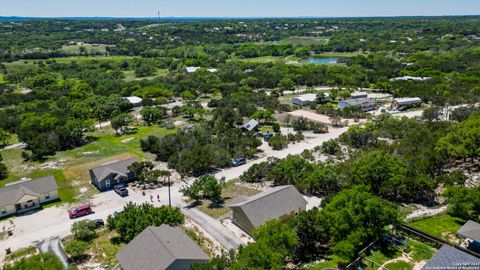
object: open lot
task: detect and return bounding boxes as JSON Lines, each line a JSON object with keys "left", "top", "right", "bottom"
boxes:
{"left": 408, "top": 214, "right": 465, "bottom": 242}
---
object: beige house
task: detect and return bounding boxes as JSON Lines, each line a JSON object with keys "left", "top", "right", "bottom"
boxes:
{"left": 0, "top": 175, "right": 59, "bottom": 217}
{"left": 228, "top": 185, "right": 307, "bottom": 235}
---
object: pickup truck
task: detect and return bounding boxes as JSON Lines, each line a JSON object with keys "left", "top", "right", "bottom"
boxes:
{"left": 114, "top": 185, "right": 129, "bottom": 197}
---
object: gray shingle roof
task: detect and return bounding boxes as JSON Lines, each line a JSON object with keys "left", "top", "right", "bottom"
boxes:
{"left": 90, "top": 157, "right": 139, "bottom": 181}
{"left": 116, "top": 225, "right": 209, "bottom": 270}
{"left": 0, "top": 175, "right": 58, "bottom": 207}
{"left": 422, "top": 245, "right": 480, "bottom": 270}
{"left": 458, "top": 220, "right": 480, "bottom": 243}
{"left": 342, "top": 98, "right": 377, "bottom": 107}
{"left": 228, "top": 185, "right": 307, "bottom": 228}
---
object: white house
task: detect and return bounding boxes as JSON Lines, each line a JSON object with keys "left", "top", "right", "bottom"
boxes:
{"left": 0, "top": 176, "right": 59, "bottom": 217}
{"left": 350, "top": 91, "right": 368, "bottom": 99}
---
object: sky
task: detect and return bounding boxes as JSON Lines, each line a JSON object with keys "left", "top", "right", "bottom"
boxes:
{"left": 1, "top": 0, "right": 480, "bottom": 18}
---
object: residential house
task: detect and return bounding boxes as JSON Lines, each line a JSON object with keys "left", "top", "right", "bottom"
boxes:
{"left": 242, "top": 119, "right": 259, "bottom": 132}
{"left": 228, "top": 185, "right": 307, "bottom": 235}
{"left": 338, "top": 98, "right": 377, "bottom": 111}
{"left": 90, "top": 157, "right": 139, "bottom": 191}
{"left": 0, "top": 176, "right": 58, "bottom": 217}
{"left": 391, "top": 97, "right": 422, "bottom": 111}
{"left": 422, "top": 245, "right": 480, "bottom": 270}
{"left": 116, "top": 225, "right": 209, "bottom": 270}
{"left": 457, "top": 220, "right": 480, "bottom": 252}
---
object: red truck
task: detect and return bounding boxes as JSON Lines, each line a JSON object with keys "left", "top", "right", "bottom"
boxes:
{"left": 69, "top": 205, "right": 93, "bottom": 219}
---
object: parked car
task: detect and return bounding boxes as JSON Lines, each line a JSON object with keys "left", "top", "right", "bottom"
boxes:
{"left": 114, "top": 185, "right": 129, "bottom": 197}
{"left": 232, "top": 157, "right": 246, "bottom": 167}
{"left": 258, "top": 131, "right": 273, "bottom": 141}
{"left": 69, "top": 205, "right": 93, "bottom": 219}
{"left": 94, "top": 219, "right": 105, "bottom": 228}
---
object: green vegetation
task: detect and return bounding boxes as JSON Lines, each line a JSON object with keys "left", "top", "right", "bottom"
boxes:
{"left": 107, "top": 202, "right": 184, "bottom": 243}
{"left": 3, "top": 252, "right": 63, "bottom": 270}
{"left": 408, "top": 214, "right": 465, "bottom": 240}
{"left": 409, "top": 240, "right": 435, "bottom": 262}
{"left": 384, "top": 261, "right": 413, "bottom": 270}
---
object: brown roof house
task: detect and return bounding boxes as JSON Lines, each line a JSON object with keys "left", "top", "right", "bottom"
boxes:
{"left": 89, "top": 157, "right": 139, "bottom": 192}
{"left": 228, "top": 185, "right": 307, "bottom": 235}
{"left": 0, "top": 176, "right": 58, "bottom": 217}
{"left": 116, "top": 225, "right": 209, "bottom": 270}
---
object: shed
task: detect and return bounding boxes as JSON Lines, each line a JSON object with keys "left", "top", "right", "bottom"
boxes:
{"left": 116, "top": 225, "right": 209, "bottom": 270}
{"left": 228, "top": 185, "right": 307, "bottom": 235}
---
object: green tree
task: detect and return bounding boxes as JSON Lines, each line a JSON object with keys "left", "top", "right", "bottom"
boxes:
{"left": 0, "top": 128, "right": 10, "bottom": 146}
{"left": 71, "top": 220, "right": 98, "bottom": 242}
{"left": 64, "top": 240, "right": 89, "bottom": 259}
{"left": 0, "top": 153, "right": 8, "bottom": 180}
{"left": 437, "top": 114, "right": 480, "bottom": 160}
{"left": 107, "top": 202, "right": 184, "bottom": 243}
{"left": 180, "top": 175, "right": 223, "bottom": 202}
{"left": 111, "top": 113, "right": 134, "bottom": 134}
{"left": 268, "top": 134, "right": 288, "bottom": 150}
{"left": 319, "top": 186, "right": 402, "bottom": 263}
{"left": 278, "top": 78, "right": 296, "bottom": 91}
{"left": 141, "top": 106, "right": 165, "bottom": 125}
{"left": 135, "top": 63, "right": 156, "bottom": 77}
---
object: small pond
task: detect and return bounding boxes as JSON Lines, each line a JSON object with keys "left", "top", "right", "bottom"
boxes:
{"left": 304, "top": 57, "right": 339, "bottom": 64}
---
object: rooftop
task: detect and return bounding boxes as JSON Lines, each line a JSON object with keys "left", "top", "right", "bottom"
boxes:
{"left": 0, "top": 176, "right": 58, "bottom": 207}
{"left": 90, "top": 157, "right": 139, "bottom": 181}
{"left": 229, "top": 185, "right": 307, "bottom": 228}
{"left": 422, "top": 245, "right": 480, "bottom": 270}
{"left": 116, "top": 225, "right": 209, "bottom": 270}
{"left": 458, "top": 220, "right": 480, "bottom": 243}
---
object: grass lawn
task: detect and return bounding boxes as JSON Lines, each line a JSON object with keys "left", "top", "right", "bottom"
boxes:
{"left": 0, "top": 125, "right": 175, "bottom": 202}
{"left": 123, "top": 68, "right": 168, "bottom": 81}
{"left": 279, "top": 36, "right": 330, "bottom": 45}
{"left": 0, "top": 74, "right": 4, "bottom": 83}
{"left": 304, "top": 258, "right": 338, "bottom": 269}
{"left": 408, "top": 214, "right": 465, "bottom": 240}
{"left": 233, "top": 56, "right": 284, "bottom": 63}
{"left": 89, "top": 230, "right": 125, "bottom": 269}
{"left": 3, "top": 246, "right": 38, "bottom": 263}
{"left": 364, "top": 246, "right": 402, "bottom": 270}
{"left": 384, "top": 261, "right": 413, "bottom": 270}
{"left": 408, "top": 240, "right": 434, "bottom": 262}
{"left": 196, "top": 181, "right": 261, "bottom": 219}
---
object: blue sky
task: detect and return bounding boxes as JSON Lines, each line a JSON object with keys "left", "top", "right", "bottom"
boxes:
{"left": 2, "top": 0, "right": 480, "bottom": 18}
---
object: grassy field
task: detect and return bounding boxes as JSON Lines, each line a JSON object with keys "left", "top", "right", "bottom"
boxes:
{"left": 304, "top": 258, "right": 338, "bottom": 270}
{"left": 234, "top": 56, "right": 284, "bottom": 63}
{"left": 123, "top": 69, "right": 169, "bottom": 81}
{"left": 0, "top": 74, "right": 4, "bottom": 83}
{"left": 384, "top": 261, "right": 413, "bottom": 270}
{"left": 0, "top": 125, "right": 175, "bottom": 202}
{"left": 60, "top": 44, "right": 108, "bottom": 56}
{"left": 3, "top": 56, "right": 137, "bottom": 68}
{"left": 279, "top": 36, "right": 330, "bottom": 45}
{"left": 408, "top": 214, "right": 465, "bottom": 240}
{"left": 196, "top": 181, "right": 261, "bottom": 218}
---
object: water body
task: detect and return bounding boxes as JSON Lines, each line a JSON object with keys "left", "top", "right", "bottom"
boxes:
{"left": 304, "top": 57, "right": 339, "bottom": 64}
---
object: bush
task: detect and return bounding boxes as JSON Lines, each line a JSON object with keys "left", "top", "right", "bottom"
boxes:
{"left": 268, "top": 134, "right": 288, "bottom": 150}
{"left": 64, "top": 240, "right": 89, "bottom": 258}
{"left": 71, "top": 220, "right": 98, "bottom": 242}
{"left": 321, "top": 139, "right": 341, "bottom": 155}
{"left": 3, "top": 253, "right": 63, "bottom": 270}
